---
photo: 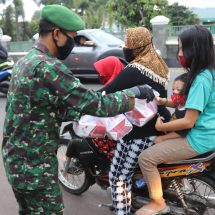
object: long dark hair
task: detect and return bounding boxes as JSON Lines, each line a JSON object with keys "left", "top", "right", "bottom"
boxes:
{"left": 174, "top": 73, "right": 188, "bottom": 96}
{"left": 178, "top": 25, "right": 215, "bottom": 94}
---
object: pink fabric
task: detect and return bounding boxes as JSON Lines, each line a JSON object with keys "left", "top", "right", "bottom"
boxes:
{"left": 94, "top": 56, "right": 124, "bottom": 86}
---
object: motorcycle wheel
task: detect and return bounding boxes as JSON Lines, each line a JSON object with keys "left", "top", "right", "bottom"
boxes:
{"left": 0, "top": 80, "right": 9, "bottom": 95}
{"left": 57, "top": 143, "right": 93, "bottom": 195}
{"left": 182, "top": 175, "right": 215, "bottom": 215}
{"left": 131, "top": 175, "right": 215, "bottom": 215}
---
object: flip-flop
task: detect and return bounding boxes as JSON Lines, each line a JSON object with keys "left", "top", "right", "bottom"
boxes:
{"left": 135, "top": 206, "right": 170, "bottom": 215}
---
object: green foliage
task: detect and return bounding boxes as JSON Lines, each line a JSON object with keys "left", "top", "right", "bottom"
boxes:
{"left": 71, "top": 0, "right": 89, "bottom": 16}
{"left": 14, "top": 0, "right": 24, "bottom": 18}
{"left": 20, "top": 21, "right": 32, "bottom": 40}
{"left": 167, "top": 3, "right": 200, "bottom": 25}
{"left": 13, "top": 0, "right": 25, "bottom": 41}
{"left": 32, "top": 10, "right": 41, "bottom": 20}
{"left": 2, "top": 5, "right": 15, "bottom": 39}
{"left": 81, "top": 0, "right": 106, "bottom": 28}
{"left": 0, "top": 0, "right": 201, "bottom": 42}
{"left": 29, "top": 10, "right": 40, "bottom": 37}
{"left": 107, "top": 0, "right": 168, "bottom": 29}
{"left": 33, "top": 0, "right": 73, "bottom": 7}
{"left": 29, "top": 20, "right": 39, "bottom": 37}
{"left": 34, "top": 0, "right": 106, "bottom": 29}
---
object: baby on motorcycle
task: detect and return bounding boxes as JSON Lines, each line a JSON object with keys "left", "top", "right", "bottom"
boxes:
{"left": 154, "top": 73, "right": 189, "bottom": 144}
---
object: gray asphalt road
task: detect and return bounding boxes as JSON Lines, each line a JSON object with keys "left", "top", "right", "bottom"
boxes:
{"left": 0, "top": 68, "right": 184, "bottom": 215}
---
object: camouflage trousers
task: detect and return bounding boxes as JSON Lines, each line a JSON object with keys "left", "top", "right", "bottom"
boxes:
{"left": 12, "top": 182, "right": 64, "bottom": 215}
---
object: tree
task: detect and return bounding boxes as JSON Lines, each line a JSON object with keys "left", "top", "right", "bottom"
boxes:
{"left": 29, "top": 10, "right": 40, "bottom": 38}
{"left": 33, "top": 0, "right": 106, "bottom": 29}
{"left": 79, "top": 0, "right": 105, "bottom": 28}
{"left": 20, "top": 21, "right": 31, "bottom": 40}
{"left": 2, "top": 5, "right": 14, "bottom": 38}
{"left": 72, "top": 0, "right": 89, "bottom": 16}
{"left": 167, "top": 3, "right": 200, "bottom": 25}
{"left": 107, "top": 0, "right": 168, "bottom": 29}
{"left": 14, "top": 0, "right": 25, "bottom": 41}
{"left": 33, "top": 0, "right": 72, "bottom": 6}
{"left": 29, "top": 20, "right": 39, "bottom": 37}
{"left": 32, "top": 10, "right": 40, "bottom": 21}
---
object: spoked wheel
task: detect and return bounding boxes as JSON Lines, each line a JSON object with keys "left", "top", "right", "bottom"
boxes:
{"left": 57, "top": 144, "right": 93, "bottom": 194}
{"left": 182, "top": 175, "right": 215, "bottom": 215}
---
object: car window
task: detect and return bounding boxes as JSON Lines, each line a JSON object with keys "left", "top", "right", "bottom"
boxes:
{"left": 89, "top": 30, "right": 124, "bottom": 46}
{"left": 74, "top": 36, "right": 89, "bottom": 46}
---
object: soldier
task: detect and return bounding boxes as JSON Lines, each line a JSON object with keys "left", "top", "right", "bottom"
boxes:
{"left": 1, "top": 4, "right": 154, "bottom": 215}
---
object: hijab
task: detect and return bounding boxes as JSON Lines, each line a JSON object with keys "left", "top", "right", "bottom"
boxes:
{"left": 125, "top": 27, "right": 169, "bottom": 88}
{"left": 94, "top": 56, "right": 124, "bottom": 86}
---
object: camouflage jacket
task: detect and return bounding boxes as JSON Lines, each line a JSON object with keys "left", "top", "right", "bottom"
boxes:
{"left": 2, "top": 42, "right": 133, "bottom": 190}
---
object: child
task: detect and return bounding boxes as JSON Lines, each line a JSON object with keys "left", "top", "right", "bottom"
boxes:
{"left": 154, "top": 73, "right": 189, "bottom": 144}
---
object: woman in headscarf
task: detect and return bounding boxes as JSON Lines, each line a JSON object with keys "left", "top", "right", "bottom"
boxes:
{"left": 90, "top": 56, "right": 125, "bottom": 160}
{"left": 94, "top": 56, "right": 125, "bottom": 86}
{"left": 99, "top": 27, "right": 171, "bottom": 215}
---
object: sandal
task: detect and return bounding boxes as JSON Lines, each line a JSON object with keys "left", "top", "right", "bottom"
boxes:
{"left": 135, "top": 206, "right": 170, "bottom": 215}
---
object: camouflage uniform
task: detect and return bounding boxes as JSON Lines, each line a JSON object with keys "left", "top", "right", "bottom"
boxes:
{"left": 2, "top": 42, "right": 133, "bottom": 214}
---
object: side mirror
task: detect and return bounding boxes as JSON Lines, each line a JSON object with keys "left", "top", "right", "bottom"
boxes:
{"left": 82, "top": 41, "right": 96, "bottom": 47}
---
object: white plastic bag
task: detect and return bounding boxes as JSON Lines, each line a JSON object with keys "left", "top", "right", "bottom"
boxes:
{"left": 125, "top": 98, "right": 157, "bottom": 127}
{"left": 73, "top": 114, "right": 133, "bottom": 140}
{"left": 73, "top": 115, "right": 107, "bottom": 138}
{"left": 106, "top": 114, "right": 133, "bottom": 140}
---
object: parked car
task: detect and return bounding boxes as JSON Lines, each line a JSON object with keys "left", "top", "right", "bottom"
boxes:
{"left": 62, "top": 29, "right": 126, "bottom": 79}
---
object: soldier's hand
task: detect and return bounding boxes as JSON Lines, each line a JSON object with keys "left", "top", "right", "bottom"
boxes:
{"left": 137, "top": 85, "right": 155, "bottom": 102}
{"left": 126, "top": 85, "right": 155, "bottom": 102}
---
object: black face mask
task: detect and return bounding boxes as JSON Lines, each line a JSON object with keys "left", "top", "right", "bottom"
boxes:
{"left": 123, "top": 47, "right": 135, "bottom": 62}
{"left": 123, "top": 40, "right": 152, "bottom": 62}
{"left": 53, "top": 30, "right": 75, "bottom": 60}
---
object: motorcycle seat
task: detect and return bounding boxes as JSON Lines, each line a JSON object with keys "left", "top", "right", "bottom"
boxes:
{"left": 161, "top": 151, "right": 215, "bottom": 166}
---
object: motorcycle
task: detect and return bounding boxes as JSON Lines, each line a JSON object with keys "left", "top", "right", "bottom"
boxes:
{"left": 57, "top": 123, "right": 215, "bottom": 215}
{"left": 0, "top": 59, "right": 13, "bottom": 96}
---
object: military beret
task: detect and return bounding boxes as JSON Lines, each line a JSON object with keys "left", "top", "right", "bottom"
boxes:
{"left": 41, "top": 4, "right": 85, "bottom": 31}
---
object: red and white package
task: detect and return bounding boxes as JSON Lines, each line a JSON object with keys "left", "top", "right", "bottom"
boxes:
{"left": 73, "top": 115, "right": 107, "bottom": 138}
{"left": 106, "top": 114, "right": 133, "bottom": 140}
{"left": 125, "top": 98, "right": 157, "bottom": 127}
{"left": 73, "top": 114, "right": 133, "bottom": 140}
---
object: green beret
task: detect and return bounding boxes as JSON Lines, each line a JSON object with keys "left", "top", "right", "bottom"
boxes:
{"left": 41, "top": 4, "right": 85, "bottom": 31}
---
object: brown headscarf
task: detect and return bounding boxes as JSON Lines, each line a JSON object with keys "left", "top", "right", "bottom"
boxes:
{"left": 125, "top": 27, "right": 169, "bottom": 88}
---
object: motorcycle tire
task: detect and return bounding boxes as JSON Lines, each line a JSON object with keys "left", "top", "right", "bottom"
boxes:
{"left": 0, "top": 80, "right": 9, "bottom": 95}
{"left": 57, "top": 143, "right": 94, "bottom": 195}
{"left": 184, "top": 174, "right": 215, "bottom": 215}
{"left": 131, "top": 174, "right": 215, "bottom": 215}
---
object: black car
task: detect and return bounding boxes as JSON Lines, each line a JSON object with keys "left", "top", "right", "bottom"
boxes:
{"left": 62, "top": 29, "right": 126, "bottom": 79}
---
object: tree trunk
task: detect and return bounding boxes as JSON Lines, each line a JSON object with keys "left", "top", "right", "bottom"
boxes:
{"left": 15, "top": 13, "right": 20, "bottom": 41}
{"left": 137, "top": 3, "right": 145, "bottom": 26}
